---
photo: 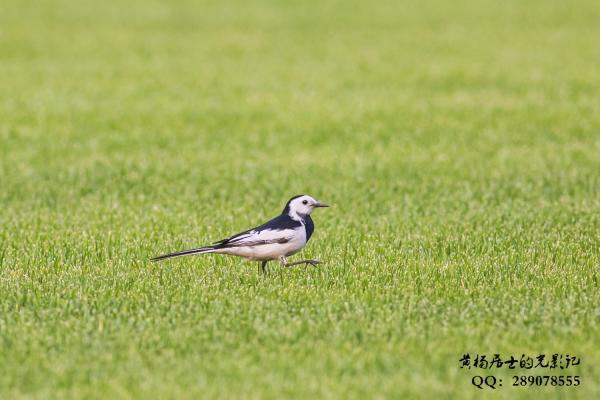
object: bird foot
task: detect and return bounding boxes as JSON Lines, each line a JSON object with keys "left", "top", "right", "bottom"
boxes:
{"left": 283, "top": 259, "right": 321, "bottom": 268}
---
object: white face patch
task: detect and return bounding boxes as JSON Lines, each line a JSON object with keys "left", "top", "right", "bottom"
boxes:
{"left": 287, "top": 195, "right": 319, "bottom": 217}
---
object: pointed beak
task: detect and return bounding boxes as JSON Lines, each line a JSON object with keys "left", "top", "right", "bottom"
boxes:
{"left": 314, "top": 201, "right": 330, "bottom": 208}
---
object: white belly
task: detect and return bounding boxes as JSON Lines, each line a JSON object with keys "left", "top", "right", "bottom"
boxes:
{"left": 216, "top": 228, "right": 306, "bottom": 261}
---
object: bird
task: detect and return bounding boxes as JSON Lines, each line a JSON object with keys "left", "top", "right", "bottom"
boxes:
{"left": 151, "top": 194, "right": 330, "bottom": 272}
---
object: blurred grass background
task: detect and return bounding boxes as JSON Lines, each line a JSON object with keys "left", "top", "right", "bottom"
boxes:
{"left": 0, "top": 0, "right": 599, "bottom": 398}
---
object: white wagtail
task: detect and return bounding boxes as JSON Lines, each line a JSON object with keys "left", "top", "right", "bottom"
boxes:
{"left": 151, "top": 195, "right": 330, "bottom": 272}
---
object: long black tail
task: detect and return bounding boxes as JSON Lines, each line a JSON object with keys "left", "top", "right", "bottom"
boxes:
{"left": 150, "top": 246, "right": 218, "bottom": 262}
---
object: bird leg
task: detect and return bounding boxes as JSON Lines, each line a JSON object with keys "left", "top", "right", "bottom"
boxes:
{"left": 279, "top": 256, "right": 321, "bottom": 268}
{"left": 260, "top": 260, "right": 267, "bottom": 273}
{"left": 287, "top": 259, "right": 321, "bottom": 267}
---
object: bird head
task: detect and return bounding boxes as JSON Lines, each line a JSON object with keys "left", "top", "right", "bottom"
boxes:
{"left": 283, "top": 194, "right": 330, "bottom": 218}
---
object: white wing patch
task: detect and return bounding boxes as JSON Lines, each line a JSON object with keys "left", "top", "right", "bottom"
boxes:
{"left": 214, "top": 226, "right": 307, "bottom": 261}
{"left": 224, "top": 229, "right": 295, "bottom": 247}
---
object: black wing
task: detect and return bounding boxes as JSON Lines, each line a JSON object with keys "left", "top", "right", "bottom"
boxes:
{"left": 213, "top": 213, "right": 302, "bottom": 247}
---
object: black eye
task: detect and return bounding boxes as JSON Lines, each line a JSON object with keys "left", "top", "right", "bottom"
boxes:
{"left": 302, "top": 200, "right": 308, "bottom": 205}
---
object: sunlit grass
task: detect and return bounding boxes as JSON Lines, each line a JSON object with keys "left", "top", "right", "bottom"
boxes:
{"left": 0, "top": 0, "right": 599, "bottom": 398}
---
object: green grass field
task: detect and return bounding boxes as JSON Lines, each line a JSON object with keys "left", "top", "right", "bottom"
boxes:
{"left": 1, "top": 0, "right": 599, "bottom": 398}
